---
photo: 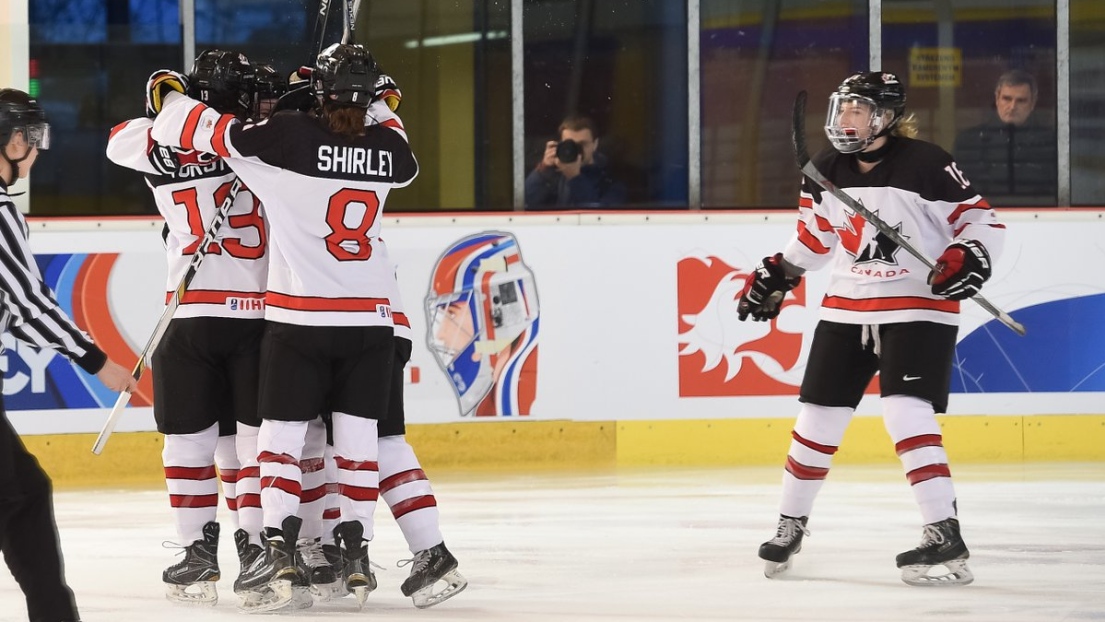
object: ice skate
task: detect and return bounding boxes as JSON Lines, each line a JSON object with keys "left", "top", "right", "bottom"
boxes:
{"left": 335, "top": 520, "right": 376, "bottom": 608}
{"left": 758, "top": 515, "right": 809, "bottom": 579}
{"left": 163, "top": 521, "right": 220, "bottom": 605}
{"left": 298, "top": 537, "right": 341, "bottom": 601}
{"left": 235, "top": 516, "right": 303, "bottom": 613}
{"left": 322, "top": 542, "right": 350, "bottom": 598}
{"left": 399, "top": 542, "right": 467, "bottom": 608}
{"left": 896, "top": 517, "right": 974, "bottom": 586}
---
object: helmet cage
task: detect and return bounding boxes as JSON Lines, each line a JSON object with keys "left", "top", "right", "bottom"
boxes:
{"left": 251, "top": 63, "right": 288, "bottom": 119}
{"left": 824, "top": 93, "right": 897, "bottom": 154}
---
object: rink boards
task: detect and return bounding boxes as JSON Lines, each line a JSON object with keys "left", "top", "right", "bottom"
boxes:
{"left": 7, "top": 210, "right": 1104, "bottom": 485}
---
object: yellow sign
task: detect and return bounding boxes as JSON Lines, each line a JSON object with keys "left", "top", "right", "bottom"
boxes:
{"left": 909, "top": 47, "right": 962, "bottom": 87}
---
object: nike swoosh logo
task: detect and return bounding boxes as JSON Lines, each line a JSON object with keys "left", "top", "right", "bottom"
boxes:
{"left": 902, "top": 375, "right": 922, "bottom": 381}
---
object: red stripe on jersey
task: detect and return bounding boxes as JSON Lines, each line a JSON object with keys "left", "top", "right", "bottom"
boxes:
{"left": 238, "top": 466, "right": 260, "bottom": 478}
{"left": 237, "top": 493, "right": 261, "bottom": 509}
{"left": 953, "top": 222, "right": 1006, "bottom": 238}
{"left": 339, "top": 483, "right": 379, "bottom": 502}
{"left": 108, "top": 120, "right": 131, "bottom": 141}
{"left": 895, "top": 434, "right": 944, "bottom": 456}
{"left": 798, "top": 196, "right": 813, "bottom": 209}
{"left": 266, "top": 292, "right": 391, "bottom": 312}
{"left": 323, "top": 508, "right": 341, "bottom": 520}
{"left": 394, "top": 312, "right": 411, "bottom": 328}
{"left": 390, "top": 495, "right": 437, "bottom": 519}
{"left": 219, "top": 469, "right": 239, "bottom": 483}
{"left": 165, "top": 289, "right": 265, "bottom": 305}
{"left": 797, "top": 221, "right": 831, "bottom": 254}
{"left": 169, "top": 493, "right": 220, "bottom": 508}
{"left": 225, "top": 497, "right": 238, "bottom": 511}
{"left": 946, "top": 200, "right": 992, "bottom": 225}
{"left": 258, "top": 451, "right": 299, "bottom": 467}
{"left": 301, "top": 484, "right": 327, "bottom": 504}
{"left": 164, "top": 465, "right": 217, "bottom": 480}
{"left": 180, "top": 104, "right": 206, "bottom": 151}
{"left": 380, "top": 469, "right": 427, "bottom": 493}
{"left": 906, "top": 463, "right": 951, "bottom": 485}
{"left": 335, "top": 457, "right": 379, "bottom": 472}
{"left": 261, "top": 476, "right": 302, "bottom": 497}
{"left": 211, "top": 115, "right": 233, "bottom": 157}
{"left": 792, "top": 431, "right": 839, "bottom": 455}
{"left": 300, "top": 457, "right": 324, "bottom": 474}
{"left": 822, "top": 295, "right": 959, "bottom": 313}
{"left": 380, "top": 118, "right": 404, "bottom": 132}
{"left": 785, "top": 456, "right": 830, "bottom": 481}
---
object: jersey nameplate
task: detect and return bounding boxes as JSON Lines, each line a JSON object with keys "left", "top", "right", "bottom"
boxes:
{"left": 317, "top": 145, "right": 393, "bottom": 178}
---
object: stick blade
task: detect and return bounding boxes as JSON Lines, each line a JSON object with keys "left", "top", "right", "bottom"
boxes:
{"left": 792, "top": 90, "right": 811, "bottom": 168}
{"left": 91, "top": 390, "right": 133, "bottom": 455}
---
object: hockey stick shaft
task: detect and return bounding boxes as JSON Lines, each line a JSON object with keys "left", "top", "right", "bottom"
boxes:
{"left": 791, "top": 90, "right": 1026, "bottom": 336}
{"left": 311, "top": 0, "right": 333, "bottom": 59}
{"left": 92, "top": 177, "right": 243, "bottom": 454}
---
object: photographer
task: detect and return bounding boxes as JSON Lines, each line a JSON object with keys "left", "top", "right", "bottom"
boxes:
{"left": 525, "top": 115, "right": 626, "bottom": 209}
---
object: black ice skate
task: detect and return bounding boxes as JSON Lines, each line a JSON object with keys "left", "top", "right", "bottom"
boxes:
{"left": 297, "top": 537, "right": 341, "bottom": 601}
{"left": 896, "top": 517, "right": 974, "bottom": 586}
{"left": 335, "top": 520, "right": 377, "bottom": 608}
{"left": 322, "top": 542, "right": 350, "bottom": 598}
{"left": 399, "top": 542, "right": 468, "bottom": 608}
{"left": 163, "top": 521, "right": 220, "bottom": 605}
{"left": 758, "top": 515, "right": 809, "bottom": 579}
{"left": 234, "top": 516, "right": 304, "bottom": 613}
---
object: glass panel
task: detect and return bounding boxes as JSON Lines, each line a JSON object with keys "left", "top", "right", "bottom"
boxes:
{"left": 700, "top": 0, "right": 868, "bottom": 209}
{"left": 883, "top": 0, "right": 1057, "bottom": 208}
{"left": 523, "top": 0, "right": 688, "bottom": 210}
{"left": 1070, "top": 1, "right": 1105, "bottom": 206}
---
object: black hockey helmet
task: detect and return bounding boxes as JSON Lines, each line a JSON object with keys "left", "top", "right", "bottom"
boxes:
{"left": 825, "top": 71, "right": 907, "bottom": 153}
{"left": 313, "top": 43, "right": 380, "bottom": 108}
{"left": 188, "top": 49, "right": 255, "bottom": 118}
{"left": 251, "top": 62, "right": 288, "bottom": 119}
{"left": 0, "top": 88, "right": 50, "bottom": 150}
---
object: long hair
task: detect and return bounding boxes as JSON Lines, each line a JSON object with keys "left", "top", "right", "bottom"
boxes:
{"left": 321, "top": 103, "right": 366, "bottom": 139}
{"left": 893, "top": 113, "right": 919, "bottom": 139}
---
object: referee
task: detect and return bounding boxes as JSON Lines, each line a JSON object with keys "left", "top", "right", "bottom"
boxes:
{"left": 0, "top": 88, "right": 136, "bottom": 622}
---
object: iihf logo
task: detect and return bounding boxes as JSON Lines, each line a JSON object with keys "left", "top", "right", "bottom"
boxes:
{"left": 227, "top": 297, "right": 264, "bottom": 311}
{"left": 230, "top": 299, "right": 238, "bottom": 311}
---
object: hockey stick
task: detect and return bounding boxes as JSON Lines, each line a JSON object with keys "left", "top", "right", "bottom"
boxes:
{"left": 791, "top": 90, "right": 1027, "bottom": 336}
{"left": 341, "top": 0, "right": 362, "bottom": 44}
{"left": 310, "top": 0, "right": 334, "bottom": 58}
{"left": 92, "top": 177, "right": 243, "bottom": 454}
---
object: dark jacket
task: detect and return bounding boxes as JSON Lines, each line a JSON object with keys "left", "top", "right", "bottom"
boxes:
{"left": 953, "top": 117, "right": 1057, "bottom": 207}
{"left": 524, "top": 151, "right": 627, "bottom": 209}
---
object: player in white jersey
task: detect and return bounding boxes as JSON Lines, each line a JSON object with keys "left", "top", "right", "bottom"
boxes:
{"left": 739, "top": 72, "right": 1005, "bottom": 586}
{"left": 1, "top": 88, "right": 138, "bottom": 622}
{"left": 150, "top": 42, "right": 417, "bottom": 610}
{"left": 106, "top": 50, "right": 268, "bottom": 606}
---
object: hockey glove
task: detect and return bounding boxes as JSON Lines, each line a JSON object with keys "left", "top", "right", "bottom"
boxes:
{"left": 928, "top": 240, "right": 991, "bottom": 301}
{"left": 738, "top": 253, "right": 802, "bottom": 322}
{"left": 146, "top": 70, "right": 188, "bottom": 118}
{"left": 374, "top": 74, "right": 402, "bottom": 111}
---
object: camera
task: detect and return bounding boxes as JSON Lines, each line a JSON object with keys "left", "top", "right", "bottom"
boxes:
{"left": 555, "top": 139, "right": 582, "bottom": 164}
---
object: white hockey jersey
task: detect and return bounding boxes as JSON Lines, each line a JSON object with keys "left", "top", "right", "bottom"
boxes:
{"left": 783, "top": 137, "right": 1005, "bottom": 326}
{"left": 151, "top": 93, "right": 418, "bottom": 328}
{"left": 106, "top": 117, "right": 267, "bottom": 320}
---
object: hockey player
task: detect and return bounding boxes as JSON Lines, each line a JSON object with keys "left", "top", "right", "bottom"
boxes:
{"left": 149, "top": 42, "right": 417, "bottom": 610}
{"left": 0, "top": 87, "right": 138, "bottom": 622}
{"left": 105, "top": 50, "right": 267, "bottom": 606}
{"left": 741, "top": 72, "right": 1004, "bottom": 587}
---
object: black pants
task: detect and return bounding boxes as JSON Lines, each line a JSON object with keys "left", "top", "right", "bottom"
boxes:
{"left": 0, "top": 399, "right": 80, "bottom": 622}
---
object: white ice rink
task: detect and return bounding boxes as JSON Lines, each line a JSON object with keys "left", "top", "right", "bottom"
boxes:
{"left": 1, "top": 464, "right": 1103, "bottom": 622}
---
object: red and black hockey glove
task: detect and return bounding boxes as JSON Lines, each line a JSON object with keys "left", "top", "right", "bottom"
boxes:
{"left": 928, "top": 240, "right": 991, "bottom": 301}
{"left": 737, "top": 253, "right": 802, "bottom": 322}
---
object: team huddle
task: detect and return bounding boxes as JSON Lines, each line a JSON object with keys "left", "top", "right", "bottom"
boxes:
{"left": 105, "top": 45, "right": 465, "bottom": 612}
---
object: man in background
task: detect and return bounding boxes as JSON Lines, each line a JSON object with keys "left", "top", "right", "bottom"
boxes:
{"left": 954, "top": 69, "right": 1057, "bottom": 206}
{"left": 525, "top": 115, "right": 626, "bottom": 209}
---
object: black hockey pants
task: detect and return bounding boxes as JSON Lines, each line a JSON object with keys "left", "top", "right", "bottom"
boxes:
{"left": 0, "top": 399, "right": 81, "bottom": 622}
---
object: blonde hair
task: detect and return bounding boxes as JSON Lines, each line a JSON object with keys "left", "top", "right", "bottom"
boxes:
{"left": 892, "top": 113, "right": 919, "bottom": 138}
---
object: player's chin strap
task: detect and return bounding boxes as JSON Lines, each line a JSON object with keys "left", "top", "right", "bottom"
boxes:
{"left": 1, "top": 143, "right": 32, "bottom": 189}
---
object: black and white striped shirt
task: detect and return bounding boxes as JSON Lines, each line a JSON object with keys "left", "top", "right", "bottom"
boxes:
{"left": 0, "top": 182, "right": 106, "bottom": 374}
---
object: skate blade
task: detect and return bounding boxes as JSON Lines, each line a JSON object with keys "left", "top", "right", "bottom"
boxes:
{"left": 289, "top": 585, "right": 314, "bottom": 609}
{"left": 237, "top": 579, "right": 296, "bottom": 614}
{"left": 763, "top": 559, "right": 792, "bottom": 579}
{"left": 164, "top": 581, "right": 218, "bottom": 606}
{"left": 412, "top": 570, "right": 468, "bottom": 609}
{"left": 309, "top": 579, "right": 345, "bottom": 601}
{"left": 347, "top": 572, "right": 377, "bottom": 608}
{"left": 900, "top": 559, "right": 974, "bottom": 587}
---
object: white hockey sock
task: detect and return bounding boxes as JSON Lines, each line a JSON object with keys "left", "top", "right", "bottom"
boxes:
{"left": 332, "top": 412, "right": 379, "bottom": 540}
{"left": 299, "top": 417, "right": 329, "bottom": 541}
{"left": 379, "top": 435, "right": 443, "bottom": 553}
{"left": 258, "top": 419, "right": 309, "bottom": 532}
{"left": 163, "top": 423, "right": 220, "bottom": 544}
{"left": 882, "top": 395, "right": 958, "bottom": 524}
{"left": 779, "top": 404, "right": 853, "bottom": 519}
{"left": 322, "top": 445, "right": 340, "bottom": 546}
{"left": 214, "top": 434, "right": 241, "bottom": 531}
{"left": 235, "top": 423, "right": 262, "bottom": 545}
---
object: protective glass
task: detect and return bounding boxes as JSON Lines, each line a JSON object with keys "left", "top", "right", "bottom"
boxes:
{"left": 824, "top": 94, "right": 884, "bottom": 154}
{"left": 25, "top": 123, "right": 51, "bottom": 150}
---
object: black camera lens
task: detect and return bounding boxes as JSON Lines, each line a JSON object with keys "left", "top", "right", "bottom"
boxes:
{"left": 555, "top": 139, "right": 581, "bottom": 163}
